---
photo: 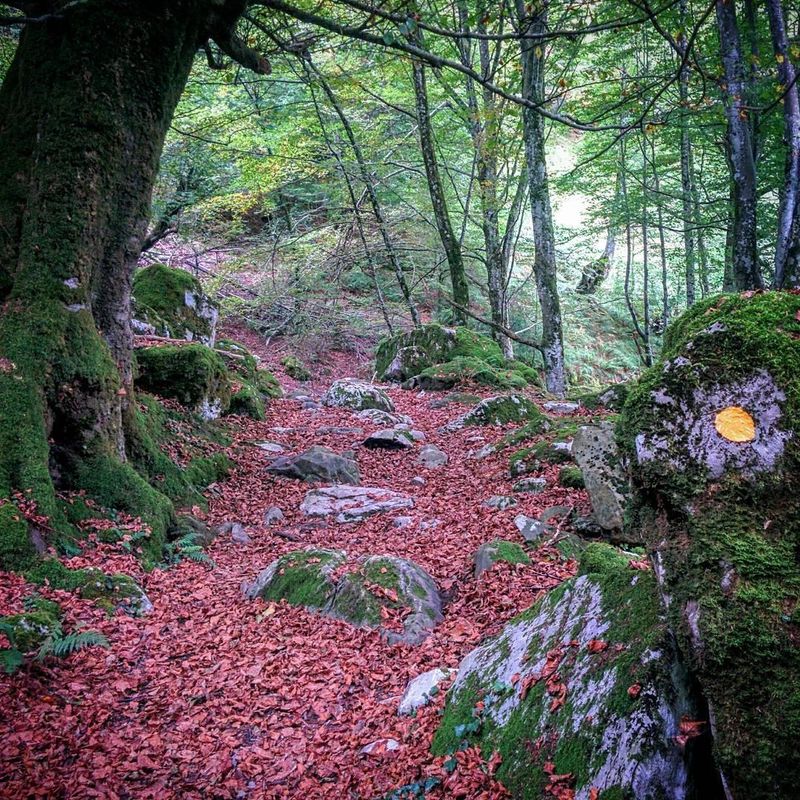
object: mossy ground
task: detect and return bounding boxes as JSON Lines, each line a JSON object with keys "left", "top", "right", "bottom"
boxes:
{"left": 258, "top": 550, "right": 344, "bottom": 609}
{"left": 281, "top": 355, "right": 311, "bottom": 381}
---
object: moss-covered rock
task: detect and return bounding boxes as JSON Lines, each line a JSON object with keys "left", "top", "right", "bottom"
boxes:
{"left": 473, "top": 539, "right": 530, "bottom": 578}
{"left": 1, "top": 609, "right": 62, "bottom": 652}
{"left": 132, "top": 263, "right": 218, "bottom": 345}
{"left": 244, "top": 548, "right": 346, "bottom": 608}
{"left": 509, "top": 440, "right": 573, "bottom": 476}
{"left": 216, "top": 339, "right": 282, "bottom": 403}
{"left": 617, "top": 292, "right": 800, "bottom": 798}
{"left": 576, "top": 382, "right": 629, "bottom": 412}
{"left": 429, "top": 391, "right": 482, "bottom": 409}
{"left": 135, "top": 343, "right": 231, "bottom": 419}
{"left": 445, "top": 394, "right": 543, "bottom": 431}
{"left": 79, "top": 571, "right": 153, "bottom": 616}
{"left": 228, "top": 384, "right": 265, "bottom": 420}
{"left": 326, "top": 555, "right": 442, "bottom": 644}
{"left": 433, "top": 543, "right": 699, "bottom": 799}
{"left": 410, "top": 356, "right": 528, "bottom": 391}
{"left": 558, "top": 465, "right": 585, "bottom": 489}
{"left": 322, "top": 379, "right": 394, "bottom": 412}
{"left": 281, "top": 355, "right": 311, "bottom": 381}
{"left": 0, "top": 502, "right": 39, "bottom": 572}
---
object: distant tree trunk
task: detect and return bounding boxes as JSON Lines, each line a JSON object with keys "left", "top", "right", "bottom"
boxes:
{"left": 576, "top": 168, "right": 619, "bottom": 295}
{"left": 515, "top": 0, "right": 566, "bottom": 396}
{"left": 716, "top": 0, "right": 764, "bottom": 289}
{"left": 766, "top": 0, "right": 800, "bottom": 288}
{"left": 649, "top": 138, "right": 670, "bottom": 328}
{"left": 410, "top": 55, "right": 469, "bottom": 324}
{"left": 640, "top": 142, "right": 653, "bottom": 365}
{"left": 455, "top": 0, "right": 511, "bottom": 355}
{"left": 306, "top": 61, "right": 420, "bottom": 325}
{"left": 679, "top": 0, "right": 697, "bottom": 305}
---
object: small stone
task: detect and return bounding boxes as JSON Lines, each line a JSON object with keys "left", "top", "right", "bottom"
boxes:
{"left": 255, "top": 441, "right": 285, "bottom": 454}
{"left": 264, "top": 507, "right": 285, "bottom": 526}
{"left": 572, "top": 515, "right": 604, "bottom": 538}
{"left": 318, "top": 426, "right": 365, "bottom": 436}
{"left": 543, "top": 400, "right": 581, "bottom": 414}
{"left": 360, "top": 738, "right": 400, "bottom": 756}
{"left": 267, "top": 445, "right": 361, "bottom": 485}
{"left": 539, "top": 505, "right": 574, "bottom": 525}
{"left": 410, "top": 476, "right": 427, "bottom": 486}
{"left": 363, "top": 429, "right": 415, "bottom": 450}
{"left": 514, "top": 514, "right": 549, "bottom": 543}
{"left": 513, "top": 477, "right": 548, "bottom": 494}
{"left": 216, "top": 521, "right": 251, "bottom": 544}
{"left": 398, "top": 668, "right": 454, "bottom": 715}
{"left": 417, "top": 444, "right": 448, "bottom": 468}
{"left": 484, "top": 495, "right": 518, "bottom": 511}
{"left": 393, "top": 516, "right": 413, "bottom": 528}
{"left": 300, "top": 485, "right": 414, "bottom": 523}
{"left": 419, "top": 518, "right": 441, "bottom": 530}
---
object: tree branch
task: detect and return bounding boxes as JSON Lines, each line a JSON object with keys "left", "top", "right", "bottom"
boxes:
{"left": 440, "top": 296, "right": 543, "bottom": 352}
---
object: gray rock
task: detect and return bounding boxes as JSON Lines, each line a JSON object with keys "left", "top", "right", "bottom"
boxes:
{"left": 419, "top": 518, "right": 441, "bottom": 530}
{"left": 443, "top": 394, "right": 541, "bottom": 431}
{"left": 410, "top": 476, "right": 427, "bottom": 487}
{"left": 539, "top": 504, "right": 574, "bottom": 525}
{"left": 243, "top": 548, "right": 346, "bottom": 602}
{"left": 356, "top": 409, "right": 413, "bottom": 426}
{"left": 267, "top": 445, "right": 361, "bottom": 485}
{"left": 363, "top": 428, "right": 415, "bottom": 450}
{"left": 302, "top": 401, "right": 321, "bottom": 410}
{"left": 317, "top": 426, "right": 365, "bottom": 436}
{"left": 216, "top": 521, "right": 251, "bottom": 544}
{"left": 514, "top": 514, "right": 549, "bottom": 543}
{"left": 323, "top": 380, "right": 395, "bottom": 412}
{"left": 255, "top": 441, "right": 285, "bottom": 454}
{"left": 398, "top": 668, "right": 454, "bottom": 716}
{"left": 300, "top": 485, "right": 414, "bottom": 523}
{"left": 394, "top": 424, "right": 425, "bottom": 441}
{"left": 392, "top": 516, "right": 414, "bottom": 528}
{"left": 264, "top": 506, "right": 285, "bottom": 526}
{"left": 572, "top": 422, "right": 629, "bottom": 531}
{"left": 436, "top": 547, "right": 695, "bottom": 800}
{"left": 573, "top": 515, "right": 605, "bottom": 538}
{"left": 512, "top": 477, "right": 548, "bottom": 494}
{"left": 417, "top": 444, "right": 448, "bottom": 468}
{"left": 542, "top": 400, "right": 581, "bottom": 414}
{"left": 484, "top": 495, "right": 518, "bottom": 511}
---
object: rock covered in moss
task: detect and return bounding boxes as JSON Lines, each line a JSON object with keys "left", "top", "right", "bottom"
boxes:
{"left": 228, "top": 384, "right": 265, "bottom": 420}
{"left": 281, "top": 355, "right": 311, "bottom": 381}
{"left": 245, "top": 550, "right": 442, "bottom": 644}
{"left": 135, "top": 343, "right": 231, "bottom": 419}
{"left": 1, "top": 608, "right": 62, "bottom": 652}
{"left": 322, "top": 379, "right": 395, "bottom": 412}
{"left": 79, "top": 571, "right": 153, "bottom": 616}
{"left": 244, "top": 548, "right": 346, "bottom": 606}
{"left": 577, "top": 382, "right": 629, "bottom": 411}
{"left": 300, "top": 485, "right": 413, "bottom": 522}
{"left": 429, "top": 391, "right": 482, "bottom": 409}
{"left": 398, "top": 668, "right": 454, "bottom": 715}
{"left": 356, "top": 409, "right": 412, "bottom": 426}
{"left": 473, "top": 539, "right": 530, "bottom": 578}
{"left": 617, "top": 292, "right": 800, "bottom": 798}
{"left": 327, "top": 555, "right": 442, "bottom": 644}
{"left": 362, "top": 428, "right": 415, "bottom": 450}
{"left": 266, "top": 446, "right": 360, "bottom": 485}
{"left": 444, "top": 394, "right": 542, "bottom": 431}
{"left": 433, "top": 544, "right": 697, "bottom": 799}
{"left": 558, "top": 465, "right": 585, "bottom": 489}
{"left": 409, "top": 356, "right": 528, "bottom": 391}
{"left": 132, "top": 263, "right": 218, "bottom": 345}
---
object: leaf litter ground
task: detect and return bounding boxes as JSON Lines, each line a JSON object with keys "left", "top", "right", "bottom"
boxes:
{"left": 0, "top": 348, "right": 591, "bottom": 800}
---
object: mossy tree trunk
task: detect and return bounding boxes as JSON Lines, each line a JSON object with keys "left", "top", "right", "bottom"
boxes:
{"left": 0, "top": 1, "right": 261, "bottom": 543}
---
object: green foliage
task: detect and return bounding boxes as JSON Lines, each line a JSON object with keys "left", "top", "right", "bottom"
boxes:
{"left": 228, "top": 384, "right": 265, "bottom": 419}
{"left": 558, "top": 465, "right": 585, "bottom": 489}
{"left": 281, "top": 355, "right": 311, "bottom": 381}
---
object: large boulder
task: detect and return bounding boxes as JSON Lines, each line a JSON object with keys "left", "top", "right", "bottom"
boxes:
{"left": 362, "top": 429, "right": 415, "bottom": 450}
{"left": 135, "top": 343, "right": 231, "bottom": 419}
{"left": 300, "top": 485, "right": 413, "bottom": 523}
{"left": 433, "top": 544, "right": 700, "bottom": 799}
{"left": 617, "top": 292, "right": 800, "bottom": 798}
{"left": 323, "top": 379, "right": 395, "bottom": 412}
{"left": 244, "top": 550, "right": 442, "bottom": 644}
{"left": 572, "top": 422, "right": 629, "bottom": 536}
{"left": 327, "top": 555, "right": 442, "bottom": 644}
{"left": 444, "top": 394, "right": 543, "bottom": 431}
{"left": 266, "top": 446, "right": 361, "bottom": 485}
{"left": 132, "top": 263, "right": 218, "bottom": 345}
{"left": 375, "top": 323, "right": 539, "bottom": 388}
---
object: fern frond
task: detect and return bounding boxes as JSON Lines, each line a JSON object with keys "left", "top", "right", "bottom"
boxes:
{"left": 0, "top": 648, "right": 24, "bottom": 674}
{"left": 38, "top": 631, "right": 109, "bottom": 660}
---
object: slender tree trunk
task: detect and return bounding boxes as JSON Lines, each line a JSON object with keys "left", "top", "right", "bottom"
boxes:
{"left": 0, "top": 1, "right": 222, "bottom": 527}
{"left": 766, "top": 0, "right": 800, "bottom": 287}
{"left": 576, "top": 168, "right": 619, "bottom": 294}
{"left": 515, "top": 0, "right": 566, "bottom": 396}
{"left": 410, "top": 56, "right": 470, "bottom": 323}
{"left": 649, "top": 138, "right": 670, "bottom": 328}
{"left": 306, "top": 62, "right": 420, "bottom": 325}
{"left": 456, "top": 0, "right": 512, "bottom": 355}
{"left": 679, "top": 0, "right": 697, "bottom": 305}
{"left": 716, "top": 0, "right": 764, "bottom": 289}
{"left": 640, "top": 142, "right": 653, "bottom": 365}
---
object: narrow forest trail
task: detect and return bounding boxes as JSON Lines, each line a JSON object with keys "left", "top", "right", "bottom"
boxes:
{"left": 0, "top": 337, "right": 592, "bottom": 800}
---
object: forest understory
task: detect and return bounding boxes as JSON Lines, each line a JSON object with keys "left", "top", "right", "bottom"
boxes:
{"left": 0, "top": 329, "right": 591, "bottom": 800}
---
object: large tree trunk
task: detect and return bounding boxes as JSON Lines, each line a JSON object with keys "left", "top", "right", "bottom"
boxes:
{"left": 716, "top": 0, "right": 764, "bottom": 290}
{"left": 516, "top": 0, "right": 566, "bottom": 397}
{"left": 0, "top": 1, "right": 225, "bottom": 532}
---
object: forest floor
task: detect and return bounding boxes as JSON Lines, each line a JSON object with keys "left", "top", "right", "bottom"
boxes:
{"left": 0, "top": 328, "right": 592, "bottom": 800}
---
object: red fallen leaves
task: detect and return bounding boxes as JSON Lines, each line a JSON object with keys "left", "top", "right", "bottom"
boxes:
{"left": 629, "top": 558, "right": 652, "bottom": 571}
{"left": 627, "top": 682, "right": 642, "bottom": 699}
{"left": 586, "top": 639, "right": 608, "bottom": 654}
{"left": 0, "top": 343, "right": 590, "bottom": 799}
{"left": 675, "top": 717, "right": 707, "bottom": 748}
{"left": 543, "top": 760, "right": 576, "bottom": 800}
